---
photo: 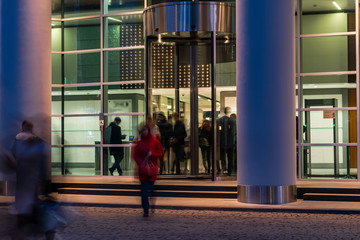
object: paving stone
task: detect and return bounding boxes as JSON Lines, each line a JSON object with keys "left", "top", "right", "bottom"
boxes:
{"left": 2, "top": 206, "right": 360, "bottom": 239}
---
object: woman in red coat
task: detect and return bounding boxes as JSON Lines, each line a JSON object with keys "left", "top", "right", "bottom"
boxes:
{"left": 133, "top": 125, "right": 163, "bottom": 217}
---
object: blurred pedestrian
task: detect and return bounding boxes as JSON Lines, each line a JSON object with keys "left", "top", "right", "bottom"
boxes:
{"left": 108, "top": 117, "right": 127, "bottom": 176}
{"left": 132, "top": 125, "right": 163, "bottom": 217}
{"left": 11, "top": 120, "right": 52, "bottom": 239}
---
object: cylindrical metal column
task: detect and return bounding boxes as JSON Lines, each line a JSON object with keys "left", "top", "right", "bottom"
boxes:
{"left": 0, "top": 1, "right": 51, "bottom": 194}
{"left": 236, "top": 0, "right": 296, "bottom": 204}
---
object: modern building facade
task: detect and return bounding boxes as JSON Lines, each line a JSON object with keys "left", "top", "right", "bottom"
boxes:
{"left": 0, "top": 0, "right": 359, "bottom": 204}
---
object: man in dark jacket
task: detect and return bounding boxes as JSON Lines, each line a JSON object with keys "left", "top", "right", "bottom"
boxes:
{"left": 109, "top": 117, "right": 126, "bottom": 176}
{"left": 171, "top": 112, "right": 187, "bottom": 174}
{"left": 219, "top": 107, "right": 236, "bottom": 176}
{"left": 156, "top": 112, "right": 172, "bottom": 174}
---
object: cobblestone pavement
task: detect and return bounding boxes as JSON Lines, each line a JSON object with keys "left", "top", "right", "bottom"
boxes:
{"left": 2, "top": 206, "right": 360, "bottom": 240}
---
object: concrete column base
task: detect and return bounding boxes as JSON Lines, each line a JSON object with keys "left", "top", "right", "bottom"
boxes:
{"left": 238, "top": 185, "right": 297, "bottom": 204}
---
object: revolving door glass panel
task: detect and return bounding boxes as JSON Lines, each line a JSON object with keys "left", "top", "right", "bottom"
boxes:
{"left": 149, "top": 36, "right": 214, "bottom": 176}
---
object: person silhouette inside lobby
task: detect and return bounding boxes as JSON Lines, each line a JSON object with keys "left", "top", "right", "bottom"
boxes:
{"left": 219, "top": 107, "right": 236, "bottom": 176}
{"left": 108, "top": 117, "right": 126, "bottom": 176}
{"left": 171, "top": 112, "right": 187, "bottom": 174}
{"left": 156, "top": 112, "right": 172, "bottom": 175}
{"left": 199, "top": 119, "right": 212, "bottom": 174}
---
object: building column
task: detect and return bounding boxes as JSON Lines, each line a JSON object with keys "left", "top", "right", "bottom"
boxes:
{"left": 236, "top": 0, "right": 296, "bottom": 204}
{"left": 0, "top": 1, "right": 51, "bottom": 194}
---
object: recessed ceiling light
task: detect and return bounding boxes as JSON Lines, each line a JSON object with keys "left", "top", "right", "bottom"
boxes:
{"left": 332, "top": 1, "right": 341, "bottom": 10}
{"left": 108, "top": 17, "right": 122, "bottom": 23}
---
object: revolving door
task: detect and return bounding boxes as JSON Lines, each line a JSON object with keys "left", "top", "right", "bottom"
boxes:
{"left": 144, "top": 2, "right": 236, "bottom": 178}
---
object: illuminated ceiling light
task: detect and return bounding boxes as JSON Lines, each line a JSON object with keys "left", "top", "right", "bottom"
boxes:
{"left": 108, "top": 17, "right": 122, "bottom": 23}
{"left": 158, "top": 34, "right": 162, "bottom": 43}
{"left": 332, "top": 1, "right": 341, "bottom": 10}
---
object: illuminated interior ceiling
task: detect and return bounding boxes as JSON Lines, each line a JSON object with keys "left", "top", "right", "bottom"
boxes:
{"left": 301, "top": 0, "right": 355, "bottom": 13}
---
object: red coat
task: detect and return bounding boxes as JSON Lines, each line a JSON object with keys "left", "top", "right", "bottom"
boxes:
{"left": 132, "top": 135, "right": 163, "bottom": 182}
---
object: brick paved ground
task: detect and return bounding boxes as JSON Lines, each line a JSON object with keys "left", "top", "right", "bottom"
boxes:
{"left": 2, "top": 206, "right": 360, "bottom": 239}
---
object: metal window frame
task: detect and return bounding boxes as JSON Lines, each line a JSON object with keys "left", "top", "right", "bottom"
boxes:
{"left": 297, "top": 0, "right": 359, "bottom": 181}
{"left": 50, "top": 0, "right": 147, "bottom": 176}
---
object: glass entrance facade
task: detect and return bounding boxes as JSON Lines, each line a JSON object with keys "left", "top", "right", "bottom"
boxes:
{"left": 51, "top": 0, "right": 360, "bottom": 181}
{"left": 51, "top": 0, "right": 146, "bottom": 176}
{"left": 296, "top": 0, "right": 358, "bottom": 179}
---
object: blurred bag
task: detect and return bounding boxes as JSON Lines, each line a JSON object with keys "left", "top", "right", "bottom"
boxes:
{"left": 142, "top": 152, "right": 155, "bottom": 179}
{"left": 39, "top": 198, "right": 67, "bottom": 232}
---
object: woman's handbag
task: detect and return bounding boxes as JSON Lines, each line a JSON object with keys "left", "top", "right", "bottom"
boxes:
{"left": 142, "top": 152, "right": 155, "bottom": 178}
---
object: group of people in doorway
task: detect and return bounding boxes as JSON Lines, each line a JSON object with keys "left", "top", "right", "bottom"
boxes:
{"left": 107, "top": 107, "right": 237, "bottom": 177}
{"left": 130, "top": 108, "right": 236, "bottom": 216}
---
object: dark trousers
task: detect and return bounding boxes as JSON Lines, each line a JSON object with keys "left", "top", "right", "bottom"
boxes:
{"left": 140, "top": 181, "right": 155, "bottom": 214}
{"left": 220, "top": 147, "right": 234, "bottom": 176}
{"left": 109, "top": 152, "right": 124, "bottom": 175}
{"left": 172, "top": 145, "right": 184, "bottom": 174}
{"left": 200, "top": 146, "right": 211, "bottom": 174}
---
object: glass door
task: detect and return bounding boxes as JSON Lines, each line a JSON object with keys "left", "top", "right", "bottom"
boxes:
{"left": 148, "top": 35, "right": 213, "bottom": 177}
{"left": 303, "top": 99, "right": 343, "bottom": 178}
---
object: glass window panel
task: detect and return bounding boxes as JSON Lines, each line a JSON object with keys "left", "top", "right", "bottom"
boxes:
{"left": 52, "top": 117, "right": 62, "bottom": 145}
{"left": 105, "top": 115, "right": 145, "bottom": 143}
{"left": 300, "top": 35, "right": 355, "bottom": 73}
{"left": 51, "top": 2, "right": 62, "bottom": 18}
{"left": 300, "top": 75, "right": 356, "bottom": 108}
{"left": 104, "top": 50, "right": 144, "bottom": 82}
{"left": 64, "top": 116, "right": 100, "bottom": 145}
{"left": 301, "top": 146, "right": 357, "bottom": 179}
{"left": 198, "top": 87, "right": 213, "bottom": 175}
{"left": 52, "top": 54, "right": 62, "bottom": 84}
{"left": 216, "top": 39, "right": 236, "bottom": 87}
{"left": 52, "top": 87, "right": 62, "bottom": 115}
{"left": 104, "top": 0, "right": 144, "bottom": 14}
{"left": 104, "top": 14, "right": 144, "bottom": 48}
{"left": 103, "top": 146, "right": 135, "bottom": 176}
{"left": 64, "top": 86, "right": 101, "bottom": 114}
{"left": 64, "top": 18, "right": 100, "bottom": 51}
{"left": 300, "top": 110, "right": 356, "bottom": 144}
{"left": 64, "top": 52, "right": 100, "bottom": 84}
{"left": 64, "top": 147, "right": 101, "bottom": 176}
{"left": 216, "top": 89, "right": 236, "bottom": 176}
{"left": 51, "top": 21, "right": 62, "bottom": 51}
{"left": 301, "top": 0, "right": 355, "bottom": 34}
{"left": 51, "top": 147, "right": 62, "bottom": 175}
{"left": 104, "top": 84, "right": 145, "bottom": 114}
{"left": 62, "top": 0, "right": 101, "bottom": 18}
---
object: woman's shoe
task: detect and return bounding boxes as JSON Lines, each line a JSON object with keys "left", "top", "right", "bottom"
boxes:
{"left": 109, "top": 168, "right": 114, "bottom": 176}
